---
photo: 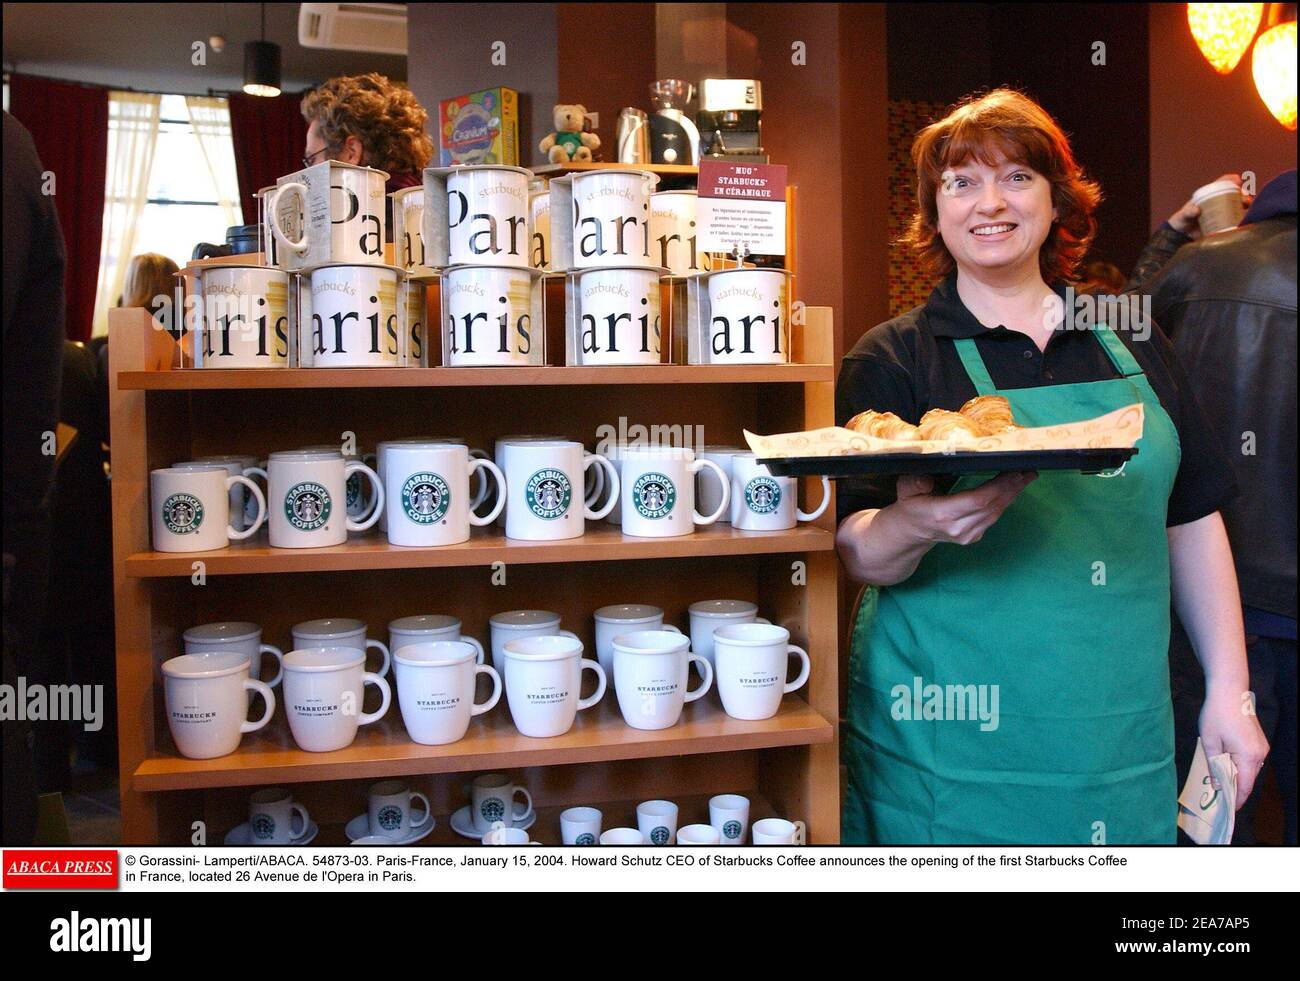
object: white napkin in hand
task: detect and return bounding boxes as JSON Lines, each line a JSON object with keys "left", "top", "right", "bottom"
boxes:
{"left": 1177, "top": 738, "right": 1238, "bottom": 845}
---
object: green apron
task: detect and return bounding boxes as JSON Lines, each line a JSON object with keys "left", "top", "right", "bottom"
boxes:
{"left": 842, "top": 326, "right": 1181, "bottom": 844}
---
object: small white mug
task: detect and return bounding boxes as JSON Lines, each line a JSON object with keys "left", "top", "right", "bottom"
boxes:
{"left": 560, "top": 806, "right": 602, "bottom": 846}
{"left": 599, "top": 828, "right": 645, "bottom": 846}
{"left": 611, "top": 630, "right": 711, "bottom": 731}
{"left": 483, "top": 825, "right": 540, "bottom": 845}
{"left": 636, "top": 799, "right": 679, "bottom": 845}
{"left": 281, "top": 647, "right": 392, "bottom": 752}
{"left": 676, "top": 823, "right": 721, "bottom": 845}
{"left": 752, "top": 817, "right": 807, "bottom": 845}
{"left": 162, "top": 652, "right": 275, "bottom": 759}
{"left": 712, "top": 622, "right": 810, "bottom": 721}
{"left": 501, "top": 634, "right": 606, "bottom": 738}
{"left": 151, "top": 466, "right": 266, "bottom": 552}
{"left": 368, "top": 779, "right": 433, "bottom": 840}
{"left": 500, "top": 440, "right": 618, "bottom": 541}
{"left": 384, "top": 441, "right": 506, "bottom": 547}
{"left": 471, "top": 773, "right": 534, "bottom": 833}
{"left": 248, "top": 788, "right": 311, "bottom": 846}
{"left": 393, "top": 641, "right": 501, "bottom": 745}
{"left": 708, "top": 793, "right": 750, "bottom": 846}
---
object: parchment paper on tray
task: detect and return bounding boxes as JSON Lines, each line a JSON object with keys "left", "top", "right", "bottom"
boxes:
{"left": 744, "top": 402, "right": 1144, "bottom": 458}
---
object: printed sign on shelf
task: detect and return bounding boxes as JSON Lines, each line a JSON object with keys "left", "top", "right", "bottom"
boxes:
{"left": 696, "top": 162, "right": 788, "bottom": 257}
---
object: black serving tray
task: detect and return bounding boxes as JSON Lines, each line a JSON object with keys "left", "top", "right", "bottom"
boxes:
{"left": 757, "top": 446, "right": 1137, "bottom": 478}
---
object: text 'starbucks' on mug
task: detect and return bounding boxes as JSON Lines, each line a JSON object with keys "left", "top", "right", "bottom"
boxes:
{"left": 434, "top": 165, "right": 532, "bottom": 268}
{"left": 529, "top": 185, "right": 551, "bottom": 270}
{"left": 569, "top": 169, "right": 658, "bottom": 269}
{"left": 391, "top": 186, "right": 436, "bottom": 279}
{"left": 500, "top": 440, "right": 618, "bottom": 541}
{"left": 729, "top": 453, "right": 830, "bottom": 531}
{"left": 266, "top": 449, "right": 383, "bottom": 548}
{"left": 442, "top": 264, "right": 542, "bottom": 366}
{"left": 303, "top": 263, "right": 402, "bottom": 368}
{"left": 282, "top": 647, "right": 392, "bottom": 752}
{"left": 650, "top": 190, "right": 711, "bottom": 277}
{"left": 618, "top": 447, "right": 729, "bottom": 539}
{"left": 574, "top": 266, "right": 665, "bottom": 366}
{"left": 268, "top": 161, "right": 388, "bottom": 269}
{"left": 704, "top": 267, "right": 792, "bottom": 365}
{"left": 393, "top": 640, "right": 501, "bottom": 745}
{"left": 151, "top": 466, "right": 267, "bottom": 552}
{"left": 383, "top": 441, "right": 506, "bottom": 546}
{"left": 199, "top": 265, "right": 290, "bottom": 368}
{"left": 162, "top": 652, "right": 275, "bottom": 759}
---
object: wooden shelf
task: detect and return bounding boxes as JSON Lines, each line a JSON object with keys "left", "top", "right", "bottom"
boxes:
{"left": 124, "top": 525, "right": 834, "bottom": 578}
{"left": 530, "top": 161, "right": 699, "bottom": 183}
{"left": 134, "top": 698, "right": 833, "bottom": 792}
{"left": 116, "top": 363, "right": 832, "bottom": 390}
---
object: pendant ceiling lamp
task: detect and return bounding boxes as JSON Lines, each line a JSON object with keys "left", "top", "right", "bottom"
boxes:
{"left": 1188, "top": 3, "right": 1264, "bottom": 73}
{"left": 1187, "top": 2, "right": 1297, "bottom": 128}
{"left": 1252, "top": 20, "right": 1297, "bottom": 128}
{"left": 243, "top": 3, "right": 282, "bottom": 98}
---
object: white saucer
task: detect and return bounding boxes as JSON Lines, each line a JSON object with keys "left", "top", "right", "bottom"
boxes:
{"left": 344, "top": 812, "right": 435, "bottom": 845}
{"left": 449, "top": 804, "right": 536, "bottom": 840}
{"left": 224, "top": 820, "right": 319, "bottom": 846}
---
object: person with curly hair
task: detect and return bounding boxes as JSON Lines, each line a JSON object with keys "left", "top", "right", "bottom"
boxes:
{"left": 834, "top": 89, "right": 1266, "bottom": 844}
{"left": 300, "top": 73, "right": 434, "bottom": 193}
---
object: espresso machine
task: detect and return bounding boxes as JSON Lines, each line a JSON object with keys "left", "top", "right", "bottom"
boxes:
{"left": 648, "top": 79, "right": 700, "bottom": 165}
{"left": 697, "top": 79, "right": 766, "bottom": 163}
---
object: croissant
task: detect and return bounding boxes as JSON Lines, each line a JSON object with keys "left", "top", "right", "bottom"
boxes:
{"left": 959, "top": 395, "right": 1018, "bottom": 436}
{"left": 846, "top": 410, "right": 922, "bottom": 441}
{"left": 917, "top": 408, "right": 982, "bottom": 442}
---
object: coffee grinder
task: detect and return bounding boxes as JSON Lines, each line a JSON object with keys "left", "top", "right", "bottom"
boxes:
{"left": 648, "top": 79, "right": 700, "bottom": 165}
{"left": 697, "top": 79, "right": 766, "bottom": 163}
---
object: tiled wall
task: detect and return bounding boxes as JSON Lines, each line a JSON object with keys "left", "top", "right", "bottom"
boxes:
{"left": 887, "top": 98, "right": 947, "bottom": 318}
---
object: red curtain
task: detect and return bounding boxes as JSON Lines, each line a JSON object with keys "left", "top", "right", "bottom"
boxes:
{"left": 8, "top": 75, "right": 109, "bottom": 343}
{"left": 227, "top": 91, "right": 310, "bottom": 225}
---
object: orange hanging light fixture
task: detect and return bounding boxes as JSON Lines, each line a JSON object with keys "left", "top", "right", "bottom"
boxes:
{"left": 1188, "top": 2, "right": 1265, "bottom": 73}
{"left": 1252, "top": 20, "right": 1297, "bottom": 128}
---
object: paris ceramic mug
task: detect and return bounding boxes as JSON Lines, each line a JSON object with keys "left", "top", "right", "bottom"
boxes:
{"left": 575, "top": 265, "right": 664, "bottom": 366}
{"left": 442, "top": 164, "right": 532, "bottom": 269}
{"left": 610, "top": 629, "right": 712, "bottom": 731}
{"left": 391, "top": 186, "right": 436, "bottom": 278}
{"left": 500, "top": 634, "right": 606, "bottom": 738}
{"left": 442, "top": 263, "right": 541, "bottom": 366}
{"left": 161, "top": 652, "right": 275, "bottom": 759}
{"left": 281, "top": 647, "right": 392, "bottom": 752}
{"left": 151, "top": 466, "right": 266, "bottom": 552}
{"left": 302, "top": 263, "right": 402, "bottom": 368}
{"left": 393, "top": 641, "right": 502, "bottom": 745}
{"left": 729, "top": 453, "right": 830, "bottom": 530}
{"left": 705, "top": 267, "right": 790, "bottom": 365}
{"left": 266, "top": 449, "right": 383, "bottom": 548}
{"left": 712, "top": 622, "right": 810, "bottom": 721}
{"left": 649, "top": 190, "right": 710, "bottom": 276}
{"left": 268, "top": 161, "right": 387, "bottom": 266}
{"left": 199, "top": 264, "right": 291, "bottom": 368}
{"left": 568, "top": 169, "right": 658, "bottom": 269}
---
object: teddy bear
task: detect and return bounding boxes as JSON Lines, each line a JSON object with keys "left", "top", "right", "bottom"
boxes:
{"left": 539, "top": 104, "right": 600, "bottom": 163}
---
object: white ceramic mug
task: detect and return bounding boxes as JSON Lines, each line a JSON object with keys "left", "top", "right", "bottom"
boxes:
{"left": 292, "top": 618, "right": 390, "bottom": 678}
{"left": 389, "top": 614, "right": 485, "bottom": 665}
{"left": 183, "top": 621, "right": 283, "bottom": 691}
{"left": 375, "top": 438, "right": 489, "bottom": 532}
{"left": 368, "top": 779, "right": 433, "bottom": 840}
{"left": 281, "top": 647, "right": 392, "bottom": 752}
{"left": 636, "top": 799, "right": 679, "bottom": 845}
{"left": 394, "top": 641, "right": 501, "bottom": 745}
{"left": 151, "top": 466, "right": 266, "bottom": 553}
{"left": 676, "top": 823, "right": 721, "bottom": 845}
{"left": 391, "top": 186, "right": 435, "bottom": 278}
{"left": 501, "top": 440, "right": 618, "bottom": 541}
{"left": 492, "top": 435, "right": 568, "bottom": 527}
{"left": 268, "top": 161, "right": 387, "bottom": 266}
{"left": 192, "top": 454, "right": 266, "bottom": 531}
{"left": 575, "top": 266, "right": 663, "bottom": 366}
{"left": 200, "top": 264, "right": 291, "bottom": 368}
{"left": 706, "top": 267, "right": 790, "bottom": 364}
{"left": 488, "top": 610, "right": 580, "bottom": 672}
{"left": 688, "top": 599, "right": 769, "bottom": 670}
{"left": 442, "top": 264, "right": 540, "bottom": 366}
{"left": 302, "top": 264, "right": 402, "bottom": 368}
{"left": 560, "top": 806, "right": 602, "bottom": 845}
{"left": 162, "top": 652, "right": 275, "bottom": 759}
{"left": 444, "top": 165, "right": 532, "bottom": 268}
{"left": 696, "top": 446, "right": 747, "bottom": 524}
{"left": 611, "top": 630, "right": 711, "bottom": 731}
{"left": 752, "top": 817, "right": 807, "bottom": 845}
{"left": 729, "top": 453, "right": 830, "bottom": 530}
{"left": 712, "top": 622, "right": 810, "bottom": 721}
{"left": 501, "top": 634, "right": 606, "bottom": 738}
{"left": 471, "top": 773, "right": 534, "bottom": 832}
{"left": 384, "top": 442, "right": 505, "bottom": 546}
{"left": 599, "top": 828, "right": 645, "bottom": 845}
{"left": 592, "top": 604, "right": 681, "bottom": 679}
{"left": 530, "top": 187, "right": 551, "bottom": 270}
{"left": 618, "top": 447, "right": 728, "bottom": 539}
{"left": 650, "top": 190, "right": 710, "bottom": 276}
{"left": 267, "top": 449, "right": 383, "bottom": 548}
{"left": 708, "top": 793, "right": 750, "bottom": 846}
{"left": 248, "top": 788, "right": 311, "bottom": 845}
{"left": 570, "top": 169, "right": 658, "bottom": 269}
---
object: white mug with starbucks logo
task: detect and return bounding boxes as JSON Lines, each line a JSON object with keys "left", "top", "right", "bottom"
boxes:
{"left": 618, "top": 447, "right": 728, "bottom": 539}
{"left": 729, "top": 453, "right": 830, "bottom": 531}
{"left": 500, "top": 440, "right": 618, "bottom": 541}
{"left": 267, "top": 449, "right": 383, "bottom": 548}
{"left": 151, "top": 466, "right": 266, "bottom": 553}
{"left": 384, "top": 441, "right": 506, "bottom": 547}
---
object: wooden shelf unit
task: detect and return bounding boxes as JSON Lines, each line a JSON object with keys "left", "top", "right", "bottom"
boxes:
{"left": 108, "top": 305, "right": 840, "bottom": 844}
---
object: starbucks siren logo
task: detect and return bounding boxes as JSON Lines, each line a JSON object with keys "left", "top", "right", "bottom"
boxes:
{"left": 284, "top": 482, "right": 332, "bottom": 531}
{"left": 650, "top": 825, "right": 671, "bottom": 845}
{"left": 575, "top": 832, "right": 596, "bottom": 846}
{"left": 632, "top": 472, "right": 676, "bottom": 520}
{"left": 723, "top": 820, "right": 743, "bottom": 840}
{"left": 480, "top": 797, "right": 506, "bottom": 823}
{"left": 402, "top": 472, "right": 451, "bottom": 524}
{"left": 251, "top": 813, "right": 275, "bottom": 840}
{"left": 525, "top": 468, "right": 572, "bottom": 520}
{"left": 162, "top": 493, "right": 204, "bottom": 535}
{"left": 377, "top": 805, "right": 403, "bottom": 831}
{"left": 744, "top": 476, "right": 782, "bottom": 514}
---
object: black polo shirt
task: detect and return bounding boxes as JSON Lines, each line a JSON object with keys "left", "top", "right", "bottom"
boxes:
{"left": 834, "top": 273, "right": 1237, "bottom": 526}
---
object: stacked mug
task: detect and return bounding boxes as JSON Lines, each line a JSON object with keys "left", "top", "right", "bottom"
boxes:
{"left": 424, "top": 164, "right": 546, "bottom": 367}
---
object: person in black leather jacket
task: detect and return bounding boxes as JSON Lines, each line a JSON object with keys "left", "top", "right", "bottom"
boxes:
{"left": 1131, "top": 170, "right": 1297, "bottom": 846}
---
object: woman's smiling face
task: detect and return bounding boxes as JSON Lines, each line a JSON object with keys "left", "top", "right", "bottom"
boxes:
{"left": 935, "top": 151, "right": 1057, "bottom": 279}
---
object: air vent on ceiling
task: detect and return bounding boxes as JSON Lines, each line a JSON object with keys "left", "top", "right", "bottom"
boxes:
{"left": 298, "top": 3, "right": 407, "bottom": 55}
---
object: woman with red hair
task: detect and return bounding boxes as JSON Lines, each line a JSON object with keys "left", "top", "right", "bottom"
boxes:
{"left": 836, "top": 89, "right": 1268, "bottom": 844}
